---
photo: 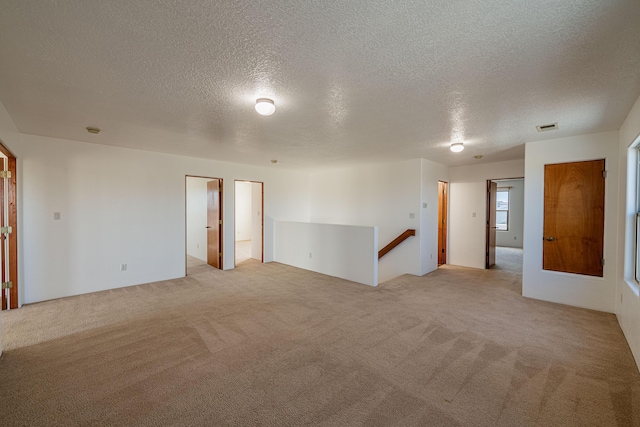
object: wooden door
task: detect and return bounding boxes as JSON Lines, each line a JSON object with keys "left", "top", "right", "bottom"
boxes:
{"left": 0, "top": 157, "right": 5, "bottom": 310}
{"left": 486, "top": 181, "right": 497, "bottom": 268}
{"left": 543, "top": 160, "right": 605, "bottom": 277}
{"left": 207, "top": 179, "right": 222, "bottom": 269}
{"left": 437, "top": 181, "right": 448, "bottom": 265}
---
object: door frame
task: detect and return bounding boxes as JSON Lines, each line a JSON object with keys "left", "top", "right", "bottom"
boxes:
{"left": 437, "top": 180, "right": 448, "bottom": 266}
{"left": 0, "top": 140, "right": 17, "bottom": 310}
{"left": 233, "top": 180, "right": 264, "bottom": 267}
{"left": 485, "top": 176, "right": 524, "bottom": 270}
{"left": 185, "top": 175, "right": 224, "bottom": 275}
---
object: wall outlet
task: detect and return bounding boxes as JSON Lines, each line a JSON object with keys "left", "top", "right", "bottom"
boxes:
{"left": 514, "top": 236, "right": 517, "bottom": 240}
{"left": 409, "top": 213, "right": 415, "bottom": 219}
{"left": 197, "top": 244, "right": 199, "bottom": 248}
{"left": 309, "top": 252, "right": 312, "bottom": 258}
{"left": 472, "top": 212, "right": 476, "bottom": 217}
{"left": 53, "top": 212, "right": 61, "bottom": 220}
{"left": 423, "top": 203, "right": 428, "bottom": 208}
{"left": 430, "top": 254, "right": 433, "bottom": 259}
{"left": 120, "top": 264, "right": 127, "bottom": 271}
{"left": 621, "top": 293, "right": 624, "bottom": 304}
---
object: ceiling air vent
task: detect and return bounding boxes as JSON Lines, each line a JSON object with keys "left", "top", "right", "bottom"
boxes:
{"left": 536, "top": 122, "right": 559, "bottom": 132}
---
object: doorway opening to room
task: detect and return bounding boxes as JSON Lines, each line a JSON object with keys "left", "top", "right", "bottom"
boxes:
{"left": 234, "top": 180, "right": 264, "bottom": 266}
{"left": 0, "top": 140, "right": 17, "bottom": 310}
{"left": 485, "top": 178, "right": 524, "bottom": 272}
{"left": 438, "top": 181, "right": 448, "bottom": 266}
{"left": 185, "top": 176, "right": 223, "bottom": 275}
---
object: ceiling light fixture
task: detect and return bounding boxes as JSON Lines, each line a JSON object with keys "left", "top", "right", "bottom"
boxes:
{"left": 86, "top": 126, "right": 101, "bottom": 134}
{"left": 255, "top": 98, "right": 276, "bottom": 116}
{"left": 450, "top": 142, "right": 464, "bottom": 153}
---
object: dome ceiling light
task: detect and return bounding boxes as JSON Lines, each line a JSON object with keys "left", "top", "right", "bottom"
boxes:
{"left": 450, "top": 142, "right": 464, "bottom": 152}
{"left": 255, "top": 98, "right": 276, "bottom": 116}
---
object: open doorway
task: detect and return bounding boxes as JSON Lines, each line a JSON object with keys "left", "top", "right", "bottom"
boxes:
{"left": 185, "top": 176, "right": 223, "bottom": 275}
{"left": 437, "top": 181, "right": 448, "bottom": 266}
{"left": 234, "top": 180, "right": 263, "bottom": 266}
{"left": 486, "top": 178, "right": 524, "bottom": 271}
{"left": 0, "top": 140, "right": 17, "bottom": 310}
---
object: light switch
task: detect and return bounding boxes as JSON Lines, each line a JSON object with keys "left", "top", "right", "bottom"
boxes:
{"left": 472, "top": 212, "right": 476, "bottom": 218}
{"left": 409, "top": 213, "right": 415, "bottom": 219}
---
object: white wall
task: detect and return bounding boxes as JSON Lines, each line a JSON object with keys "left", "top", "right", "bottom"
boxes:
{"left": 420, "top": 159, "right": 450, "bottom": 274}
{"left": 20, "top": 134, "right": 310, "bottom": 304}
{"left": 495, "top": 179, "right": 524, "bottom": 248}
{"left": 274, "top": 221, "right": 378, "bottom": 286}
{"left": 522, "top": 131, "right": 619, "bottom": 313}
{"left": 235, "top": 181, "right": 252, "bottom": 241}
{"left": 251, "top": 182, "right": 263, "bottom": 260}
{"left": 448, "top": 160, "right": 525, "bottom": 268}
{"left": 309, "top": 159, "right": 422, "bottom": 283}
{"left": 616, "top": 94, "right": 640, "bottom": 369}
{"left": 186, "top": 177, "right": 208, "bottom": 261}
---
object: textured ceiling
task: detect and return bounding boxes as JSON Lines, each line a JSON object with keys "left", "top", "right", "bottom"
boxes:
{"left": 0, "top": 0, "right": 639, "bottom": 169}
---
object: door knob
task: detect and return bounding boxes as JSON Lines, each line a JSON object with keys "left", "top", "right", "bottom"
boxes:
{"left": 205, "top": 226, "right": 212, "bottom": 229}
{"left": 544, "top": 236, "right": 556, "bottom": 241}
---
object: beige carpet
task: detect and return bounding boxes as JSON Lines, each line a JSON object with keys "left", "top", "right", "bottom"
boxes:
{"left": 1, "top": 248, "right": 638, "bottom": 426}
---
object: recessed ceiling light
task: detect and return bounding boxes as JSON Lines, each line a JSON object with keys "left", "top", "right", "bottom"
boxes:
{"left": 536, "top": 122, "right": 559, "bottom": 132}
{"left": 255, "top": 98, "right": 276, "bottom": 116}
{"left": 86, "top": 126, "right": 100, "bottom": 134}
{"left": 450, "top": 142, "right": 464, "bottom": 153}
{"left": 270, "top": 159, "right": 278, "bottom": 164}
{"left": 474, "top": 155, "right": 483, "bottom": 159}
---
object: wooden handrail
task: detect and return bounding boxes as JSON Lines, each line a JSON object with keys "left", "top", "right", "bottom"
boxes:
{"left": 378, "top": 229, "right": 416, "bottom": 259}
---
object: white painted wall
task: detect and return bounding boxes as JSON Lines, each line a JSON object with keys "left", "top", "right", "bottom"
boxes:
{"left": 186, "top": 177, "right": 208, "bottom": 261}
{"left": 251, "top": 182, "right": 263, "bottom": 260}
{"left": 522, "top": 131, "right": 619, "bottom": 313}
{"left": 20, "top": 134, "right": 310, "bottom": 304}
{"left": 616, "top": 94, "right": 640, "bottom": 369}
{"left": 448, "top": 160, "right": 525, "bottom": 269}
{"left": 309, "top": 159, "right": 422, "bottom": 283}
{"left": 420, "top": 159, "right": 450, "bottom": 274}
{"left": 495, "top": 179, "right": 524, "bottom": 248}
{"left": 274, "top": 221, "right": 378, "bottom": 286}
{"left": 235, "top": 181, "right": 252, "bottom": 241}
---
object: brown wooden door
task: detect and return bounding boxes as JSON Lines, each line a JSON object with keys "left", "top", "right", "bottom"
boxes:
{"left": 438, "top": 181, "right": 448, "bottom": 266}
{"left": 207, "top": 179, "right": 221, "bottom": 269}
{"left": 486, "top": 181, "right": 497, "bottom": 268}
{"left": 543, "top": 160, "right": 605, "bottom": 277}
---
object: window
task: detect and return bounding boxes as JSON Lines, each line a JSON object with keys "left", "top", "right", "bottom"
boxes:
{"left": 496, "top": 189, "right": 509, "bottom": 231}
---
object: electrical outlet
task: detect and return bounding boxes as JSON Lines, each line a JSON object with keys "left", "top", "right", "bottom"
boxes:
{"left": 53, "top": 212, "right": 61, "bottom": 220}
{"left": 309, "top": 252, "right": 312, "bottom": 258}
{"left": 423, "top": 203, "right": 427, "bottom": 208}
{"left": 472, "top": 212, "right": 476, "bottom": 217}
{"left": 621, "top": 293, "right": 624, "bottom": 304}
{"left": 430, "top": 254, "right": 433, "bottom": 259}
{"left": 409, "top": 213, "right": 415, "bottom": 219}
{"left": 197, "top": 244, "right": 199, "bottom": 248}
{"left": 514, "top": 236, "right": 517, "bottom": 240}
{"left": 120, "top": 264, "right": 127, "bottom": 271}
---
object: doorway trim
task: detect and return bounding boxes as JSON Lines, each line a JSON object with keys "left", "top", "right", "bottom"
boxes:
{"left": 485, "top": 176, "right": 524, "bottom": 270}
{"left": 184, "top": 175, "right": 224, "bottom": 276}
{"left": 437, "top": 180, "right": 448, "bottom": 266}
{"left": 0, "top": 139, "right": 17, "bottom": 310}
{"left": 234, "top": 180, "right": 264, "bottom": 267}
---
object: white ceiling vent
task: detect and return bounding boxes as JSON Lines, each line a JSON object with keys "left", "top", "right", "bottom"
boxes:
{"left": 536, "top": 122, "right": 559, "bottom": 132}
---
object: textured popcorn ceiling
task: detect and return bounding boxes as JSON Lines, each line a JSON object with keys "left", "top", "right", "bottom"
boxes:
{"left": 0, "top": 1, "right": 639, "bottom": 169}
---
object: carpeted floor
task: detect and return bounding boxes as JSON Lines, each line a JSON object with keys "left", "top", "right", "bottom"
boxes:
{"left": 0, "top": 248, "right": 638, "bottom": 426}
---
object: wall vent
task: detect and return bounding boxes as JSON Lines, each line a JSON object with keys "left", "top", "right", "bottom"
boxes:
{"left": 536, "top": 122, "right": 559, "bottom": 132}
